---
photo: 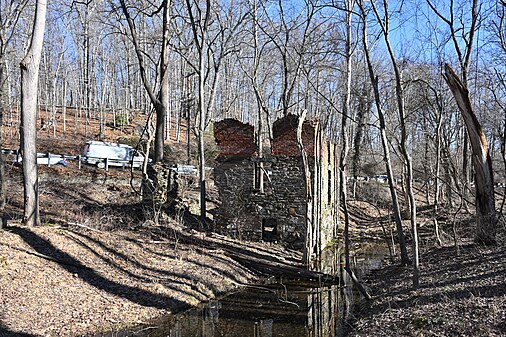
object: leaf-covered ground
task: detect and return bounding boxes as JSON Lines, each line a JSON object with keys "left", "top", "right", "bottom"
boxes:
{"left": 0, "top": 166, "right": 303, "bottom": 336}
{"left": 346, "top": 231, "right": 506, "bottom": 336}
{"left": 0, "top": 221, "right": 307, "bottom": 336}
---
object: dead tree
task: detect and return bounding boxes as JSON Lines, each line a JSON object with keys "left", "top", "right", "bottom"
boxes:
{"left": 426, "top": 0, "right": 481, "bottom": 213}
{"left": 444, "top": 64, "right": 497, "bottom": 245}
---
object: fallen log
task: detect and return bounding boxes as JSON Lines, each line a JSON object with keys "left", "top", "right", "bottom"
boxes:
{"left": 224, "top": 250, "right": 339, "bottom": 286}
{"left": 148, "top": 226, "right": 339, "bottom": 286}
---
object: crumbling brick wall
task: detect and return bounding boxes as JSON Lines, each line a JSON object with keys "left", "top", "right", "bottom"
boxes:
{"left": 214, "top": 115, "right": 338, "bottom": 261}
{"left": 214, "top": 118, "right": 257, "bottom": 157}
{"left": 272, "top": 114, "right": 316, "bottom": 156}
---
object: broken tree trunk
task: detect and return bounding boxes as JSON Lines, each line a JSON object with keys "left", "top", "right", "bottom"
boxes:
{"left": 444, "top": 64, "right": 497, "bottom": 245}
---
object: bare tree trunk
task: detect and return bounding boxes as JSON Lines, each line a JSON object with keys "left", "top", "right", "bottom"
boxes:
{"left": 427, "top": 0, "right": 480, "bottom": 213}
{"left": 444, "top": 64, "right": 497, "bottom": 245}
{"left": 434, "top": 99, "right": 443, "bottom": 209}
{"left": 157, "top": 0, "right": 171, "bottom": 162}
{"left": 197, "top": 10, "right": 209, "bottom": 227}
{"left": 433, "top": 89, "right": 444, "bottom": 246}
{"left": 184, "top": 0, "right": 212, "bottom": 225}
{"left": 351, "top": 86, "right": 370, "bottom": 179}
{"left": 186, "top": 76, "right": 191, "bottom": 165}
{"left": 20, "top": 0, "right": 48, "bottom": 227}
{"left": 119, "top": 0, "right": 170, "bottom": 163}
{"left": 340, "top": 3, "right": 371, "bottom": 298}
{"left": 358, "top": 0, "right": 409, "bottom": 266}
{"left": 84, "top": 1, "right": 91, "bottom": 138}
{"left": 296, "top": 110, "right": 313, "bottom": 266}
{"left": 370, "top": 0, "right": 419, "bottom": 287}
{"left": 252, "top": 0, "right": 265, "bottom": 193}
{"left": 0, "top": 59, "right": 7, "bottom": 210}
{"left": 462, "top": 134, "right": 470, "bottom": 211}
{"left": 501, "top": 117, "right": 506, "bottom": 214}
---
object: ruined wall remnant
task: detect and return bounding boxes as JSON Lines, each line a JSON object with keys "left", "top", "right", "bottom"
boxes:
{"left": 213, "top": 158, "right": 258, "bottom": 238}
{"left": 213, "top": 115, "right": 339, "bottom": 271}
{"left": 142, "top": 163, "right": 172, "bottom": 205}
{"left": 142, "top": 163, "right": 199, "bottom": 220}
{"left": 272, "top": 113, "right": 317, "bottom": 156}
{"left": 213, "top": 119, "right": 259, "bottom": 239}
{"left": 214, "top": 118, "right": 257, "bottom": 157}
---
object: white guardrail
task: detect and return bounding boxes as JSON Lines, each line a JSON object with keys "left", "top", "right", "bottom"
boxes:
{"left": 1, "top": 149, "right": 144, "bottom": 171}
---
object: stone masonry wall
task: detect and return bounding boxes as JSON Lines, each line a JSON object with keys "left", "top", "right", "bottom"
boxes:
{"left": 214, "top": 156, "right": 308, "bottom": 249}
{"left": 213, "top": 158, "right": 261, "bottom": 239}
{"left": 213, "top": 116, "right": 338, "bottom": 257}
{"left": 267, "top": 156, "right": 309, "bottom": 248}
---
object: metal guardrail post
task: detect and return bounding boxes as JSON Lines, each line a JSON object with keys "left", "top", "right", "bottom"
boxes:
{"left": 78, "top": 156, "right": 81, "bottom": 169}
{"left": 47, "top": 153, "right": 51, "bottom": 167}
{"left": 105, "top": 158, "right": 109, "bottom": 171}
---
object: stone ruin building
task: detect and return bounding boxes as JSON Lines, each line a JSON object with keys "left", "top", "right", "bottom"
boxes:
{"left": 142, "top": 114, "right": 339, "bottom": 271}
{"left": 213, "top": 115, "right": 339, "bottom": 270}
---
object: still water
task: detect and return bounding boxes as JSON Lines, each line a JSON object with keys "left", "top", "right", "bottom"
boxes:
{"left": 117, "top": 245, "right": 387, "bottom": 337}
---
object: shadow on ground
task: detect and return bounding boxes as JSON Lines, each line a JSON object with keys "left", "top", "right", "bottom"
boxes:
{"left": 9, "top": 226, "right": 191, "bottom": 312}
{"left": 346, "top": 235, "right": 506, "bottom": 336}
{"left": 0, "top": 323, "right": 38, "bottom": 337}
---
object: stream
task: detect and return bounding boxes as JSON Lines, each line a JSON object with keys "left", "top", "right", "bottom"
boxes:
{"left": 110, "top": 244, "right": 388, "bottom": 337}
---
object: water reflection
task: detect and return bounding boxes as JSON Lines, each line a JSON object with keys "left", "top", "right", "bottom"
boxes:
{"left": 122, "top": 245, "right": 387, "bottom": 337}
{"left": 133, "top": 286, "right": 335, "bottom": 337}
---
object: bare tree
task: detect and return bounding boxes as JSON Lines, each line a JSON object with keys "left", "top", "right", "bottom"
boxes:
{"left": 444, "top": 64, "right": 497, "bottom": 244}
{"left": 487, "top": 0, "right": 506, "bottom": 213}
{"left": 426, "top": 0, "right": 483, "bottom": 212}
{"left": 185, "top": 0, "right": 212, "bottom": 225}
{"left": 20, "top": 0, "right": 48, "bottom": 227}
{"left": 358, "top": 0, "right": 409, "bottom": 266}
{"left": 0, "top": 0, "right": 29, "bottom": 211}
{"left": 259, "top": 0, "right": 317, "bottom": 118}
{"left": 119, "top": 0, "right": 171, "bottom": 163}
{"left": 183, "top": 0, "right": 245, "bottom": 224}
{"left": 339, "top": 0, "right": 371, "bottom": 299}
{"left": 73, "top": 0, "right": 99, "bottom": 137}
{"left": 409, "top": 67, "right": 450, "bottom": 244}
{"left": 370, "top": 0, "right": 419, "bottom": 288}
{"left": 427, "top": 0, "right": 498, "bottom": 244}
{"left": 240, "top": 0, "right": 270, "bottom": 193}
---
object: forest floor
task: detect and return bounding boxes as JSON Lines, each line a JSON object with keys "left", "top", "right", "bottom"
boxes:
{"left": 0, "top": 165, "right": 308, "bottom": 336}
{"left": 3, "top": 163, "right": 504, "bottom": 337}
{"left": 344, "top": 214, "right": 506, "bottom": 336}
{"left": 1, "top": 110, "right": 505, "bottom": 336}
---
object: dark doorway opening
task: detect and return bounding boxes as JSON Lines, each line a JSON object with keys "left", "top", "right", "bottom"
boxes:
{"left": 262, "top": 218, "right": 278, "bottom": 242}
